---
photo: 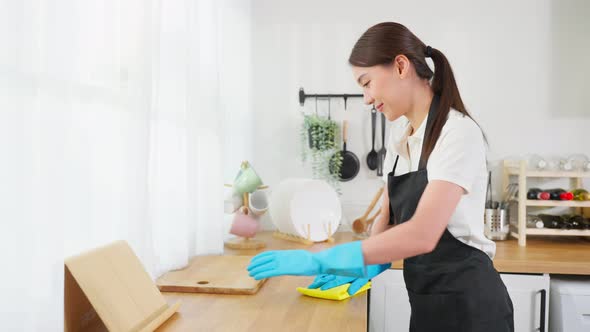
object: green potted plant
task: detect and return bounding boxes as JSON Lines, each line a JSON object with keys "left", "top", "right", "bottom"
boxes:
{"left": 300, "top": 114, "right": 342, "bottom": 194}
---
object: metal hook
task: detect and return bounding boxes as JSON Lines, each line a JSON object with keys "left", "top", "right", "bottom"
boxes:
{"left": 314, "top": 97, "right": 318, "bottom": 116}
{"left": 315, "top": 97, "right": 331, "bottom": 119}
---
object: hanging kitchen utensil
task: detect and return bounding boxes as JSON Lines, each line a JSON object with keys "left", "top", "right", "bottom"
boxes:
{"left": 377, "top": 112, "right": 386, "bottom": 176}
{"left": 330, "top": 120, "right": 360, "bottom": 182}
{"left": 366, "top": 106, "right": 379, "bottom": 171}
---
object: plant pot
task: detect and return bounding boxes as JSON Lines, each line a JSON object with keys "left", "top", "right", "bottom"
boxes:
{"left": 307, "top": 125, "right": 336, "bottom": 151}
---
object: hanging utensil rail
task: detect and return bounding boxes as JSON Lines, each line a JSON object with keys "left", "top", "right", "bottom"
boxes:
{"left": 299, "top": 87, "right": 363, "bottom": 110}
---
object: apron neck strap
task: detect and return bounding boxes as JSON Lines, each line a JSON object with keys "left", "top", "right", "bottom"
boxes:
{"left": 418, "top": 94, "right": 441, "bottom": 170}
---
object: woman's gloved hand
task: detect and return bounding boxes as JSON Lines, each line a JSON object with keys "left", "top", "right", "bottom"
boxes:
{"left": 247, "top": 241, "right": 366, "bottom": 280}
{"left": 307, "top": 263, "right": 392, "bottom": 295}
{"left": 308, "top": 274, "right": 367, "bottom": 296}
{"left": 308, "top": 274, "right": 356, "bottom": 289}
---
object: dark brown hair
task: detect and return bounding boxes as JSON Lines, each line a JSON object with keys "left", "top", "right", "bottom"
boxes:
{"left": 349, "top": 22, "right": 485, "bottom": 162}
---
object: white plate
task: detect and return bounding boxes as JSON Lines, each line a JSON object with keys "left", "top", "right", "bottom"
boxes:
{"left": 290, "top": 180, "right": 341, "bottom": 242}
{"left": 269, "top": 178, "right": 306, "bottom": 235}
{"left": 269, "top": 178, "right": 341, "bottom": 242}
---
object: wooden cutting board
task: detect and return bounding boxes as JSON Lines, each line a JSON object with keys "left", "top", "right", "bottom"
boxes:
{"left": 156, "top": 255, "right": 266, "bottom": 295}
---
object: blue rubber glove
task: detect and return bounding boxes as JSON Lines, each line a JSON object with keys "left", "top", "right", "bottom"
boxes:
{"left": 308, "top": 274, "right": 364, "bottom": 295}
{"left": 247, "top": 241, "right": 366, "bottom": 280}
{"left": 308, "top": 263, "right": 391, "bottom": 295}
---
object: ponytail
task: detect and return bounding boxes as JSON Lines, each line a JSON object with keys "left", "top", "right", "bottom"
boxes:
{"left": 421, "top": 47, "right": 481, "bottom": 162}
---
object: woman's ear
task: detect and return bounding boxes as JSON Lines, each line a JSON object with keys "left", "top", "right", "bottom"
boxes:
{"left": 393, "top": 55, "right": 410, "bottom": 79}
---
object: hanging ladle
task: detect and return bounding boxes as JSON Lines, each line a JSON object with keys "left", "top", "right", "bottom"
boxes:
{"left": 366, "top": 105, "right": 379, "bottom": 170}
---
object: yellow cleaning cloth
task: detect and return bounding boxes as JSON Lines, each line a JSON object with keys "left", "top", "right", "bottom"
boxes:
{"left": 296, "top": 281, "right": 372, "bottom": 301}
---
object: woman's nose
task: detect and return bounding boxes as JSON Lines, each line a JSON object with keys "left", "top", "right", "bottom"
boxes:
{"left": 363, "top": 93, "right": 374, "bottom": 105}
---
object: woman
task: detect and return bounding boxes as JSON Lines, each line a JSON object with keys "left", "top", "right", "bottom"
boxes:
{"left": 247, "top": 22, "right": 514, "bottom": 331}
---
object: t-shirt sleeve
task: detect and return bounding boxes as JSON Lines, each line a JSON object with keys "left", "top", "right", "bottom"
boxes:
{"left": 427, "top": 118, "right": 486, "bottom": 194}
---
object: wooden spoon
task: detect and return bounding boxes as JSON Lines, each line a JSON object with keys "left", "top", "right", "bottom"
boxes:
{"left": 359, "top": 208, "right": 381, "bottom": 234}
{"left": 352, "top": 187, "right": 384, "bottom": 233}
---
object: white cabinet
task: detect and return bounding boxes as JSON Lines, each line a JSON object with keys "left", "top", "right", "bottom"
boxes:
{"left": 369, "top": 270, "right": 550, "bottom": 332}
{"left": 369, "top": 269, "right": 410, "bottom": 332}
{"left": 500, "top": 273, "right": 550, "bottom": 332}
{"left": 549, "top": 276, "right": 590, "bottom": 332}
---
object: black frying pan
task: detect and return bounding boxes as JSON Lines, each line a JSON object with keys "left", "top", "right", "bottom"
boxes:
{"left": 330, "top": 120, "right": 359, "bottom": 181}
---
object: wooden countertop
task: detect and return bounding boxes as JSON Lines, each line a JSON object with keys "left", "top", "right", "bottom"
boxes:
{"left": 158, "top": 231, "right": 590, "bottom": 331}
{"left": 157, "top": 232, "right": 368, "bottom": 332}
{"left": 390, "top": 235, "right": 590, "bottom": 275}
{"left": 492, "top": 236, "right": 590, "bottom": 275}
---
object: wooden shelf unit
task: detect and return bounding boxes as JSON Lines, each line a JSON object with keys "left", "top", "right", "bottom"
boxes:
{"left": 503, "top": 159, "right": 590, "bottom": 246}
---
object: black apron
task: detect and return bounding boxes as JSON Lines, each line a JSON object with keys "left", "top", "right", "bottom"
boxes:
{"left": 387, "top": 95, "right": 514, "bottom": 332}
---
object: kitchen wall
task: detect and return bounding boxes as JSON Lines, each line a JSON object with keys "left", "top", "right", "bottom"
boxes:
{"left": 230, "top": 0, "right": 590, "bottom": 230}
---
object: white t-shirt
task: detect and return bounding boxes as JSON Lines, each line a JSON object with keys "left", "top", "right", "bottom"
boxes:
{"left": 382, "top": 109, "right": 496, "bottom": 259}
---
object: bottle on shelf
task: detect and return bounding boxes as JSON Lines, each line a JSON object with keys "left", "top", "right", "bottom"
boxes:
{"left": 526, "top": 215, "right": 544, "bottom": 229}
{"left": 560, "top": 217, "right": 575, "bottom": 229}
{"left": 560, "top": 191, "right": 573, "bottom": 200}
{"left": 545, "top": 188, "right": 573, "bottom": 200}
{"left": 572, "top": 189, "right": 590, "bottom": 201}
{"left": 562, "top": 214, "right": 590, "bottom": 230}
{"left": 537, "top": 214, "right": 566, "bottom": 229}
{"left": 526, "top": 188, "right": 550, "bottom": 200}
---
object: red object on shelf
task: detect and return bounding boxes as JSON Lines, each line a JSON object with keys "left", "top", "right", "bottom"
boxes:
{"left": 559, "top": 192, "right": 574, "bottom": 200}
{"left": 538, "top": 192, "right": 550, "bottom": 200}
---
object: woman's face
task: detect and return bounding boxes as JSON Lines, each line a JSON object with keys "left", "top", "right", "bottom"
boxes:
{"left": 352, "top": 56, "right": 413, "bottom": 121}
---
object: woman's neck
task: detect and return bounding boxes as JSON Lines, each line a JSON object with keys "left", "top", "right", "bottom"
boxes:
{"left": 406, "top": 82, "right": 434, "bottom": 136}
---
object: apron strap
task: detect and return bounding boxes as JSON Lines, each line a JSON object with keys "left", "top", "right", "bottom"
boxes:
{"left": 391, "top": 154, "right": 400, "bottom": 174}
{"left": 418, "top": 94, "right": 441, "bottom": 170}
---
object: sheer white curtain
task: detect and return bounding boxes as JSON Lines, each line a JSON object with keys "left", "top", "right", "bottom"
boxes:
{"left": 0, "top": 0, "right": 241, "bottom": 330}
